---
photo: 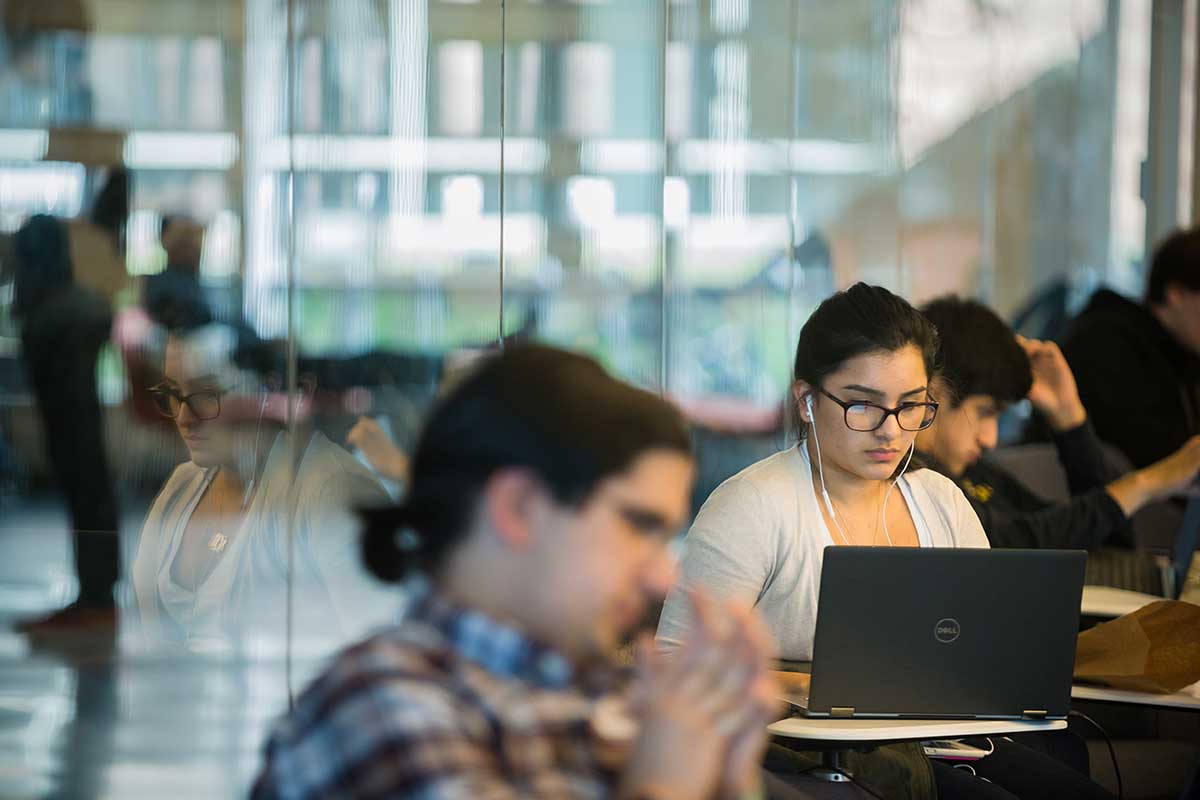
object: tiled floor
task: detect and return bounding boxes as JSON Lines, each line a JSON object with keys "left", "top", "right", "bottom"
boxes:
{"left": 4, "top": 497, "right": 1199, "bottom": 799}
{"left": 0, "top": 498, "right": 302, "bottom": 799}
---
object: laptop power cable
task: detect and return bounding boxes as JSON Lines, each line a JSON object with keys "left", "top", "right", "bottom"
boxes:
{"left": 1068, "top": 709, "right": 1123, "bottom": 800}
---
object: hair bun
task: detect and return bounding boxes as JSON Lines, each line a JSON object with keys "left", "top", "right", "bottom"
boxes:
{"left": 360, "top": 504, "right": 421, "bottom": 583}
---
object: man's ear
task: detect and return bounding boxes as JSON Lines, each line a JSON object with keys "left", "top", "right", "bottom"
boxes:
{"left": 481, "top": 468, "right": 544, "bottom": 551}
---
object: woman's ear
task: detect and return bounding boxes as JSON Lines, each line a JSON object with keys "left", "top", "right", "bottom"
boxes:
{"left": 792, "top": 381, "right": 813, "bottom": 422}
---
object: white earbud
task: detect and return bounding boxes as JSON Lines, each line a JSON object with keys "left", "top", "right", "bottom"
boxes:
{"left": 806, "top": 392, "right": 849, "bottom": 543}
{"left": 879, "top": 440, "right": 917, "bottom": 546}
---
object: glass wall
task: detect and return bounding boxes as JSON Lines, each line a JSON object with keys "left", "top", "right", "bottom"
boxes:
{"left": 0, "top": 1, "right": 1194, "bottom": 794}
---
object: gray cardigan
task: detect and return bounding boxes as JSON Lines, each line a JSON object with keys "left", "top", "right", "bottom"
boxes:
{"left": 657, "top": 444, "right": 988, "bottom": 660}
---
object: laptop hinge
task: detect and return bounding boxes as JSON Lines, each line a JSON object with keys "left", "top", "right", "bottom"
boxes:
{"left": 830, "top": 707, "right": 855, "bottom": 718}
{"left": 1021, "top": 709, "right": 1048, "bottom": 720}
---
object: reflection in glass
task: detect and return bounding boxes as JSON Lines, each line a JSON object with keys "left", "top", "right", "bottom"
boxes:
{"left": 130, "top": 324, "right": 396, "bottom": 653}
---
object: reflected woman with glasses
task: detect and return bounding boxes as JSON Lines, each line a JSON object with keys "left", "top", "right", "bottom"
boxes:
{"left": 130, "top": 324, "right": 394, "bottom": 652}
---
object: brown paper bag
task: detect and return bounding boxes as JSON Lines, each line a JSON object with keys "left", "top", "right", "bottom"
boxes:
{"left": 1074, "top": 600, "right": 1200, "bottom": 693}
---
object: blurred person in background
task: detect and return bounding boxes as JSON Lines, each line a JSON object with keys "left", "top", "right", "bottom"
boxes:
{"left": 1057, "top": 228, "right": 1200, "bottom": 469}
{"left": 143, "top": 214, "right": 214, "bottom": 332}
{"left": 130, "top": 323, "right": 396, "bottom": 652}
{"left": 915, "top": 296, "right": 1200, "bottom": 550}
{"left": 11, "top": 169, "right": 129, "bottom": 635}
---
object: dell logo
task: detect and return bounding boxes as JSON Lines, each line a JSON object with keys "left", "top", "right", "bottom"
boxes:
{"left": 935, "top": 618, "right": 961, "bottom": 643}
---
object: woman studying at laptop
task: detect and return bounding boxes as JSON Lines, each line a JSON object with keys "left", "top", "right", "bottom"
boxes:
{"left": 656, "top": 284, "right": 1110, "bottom": 800}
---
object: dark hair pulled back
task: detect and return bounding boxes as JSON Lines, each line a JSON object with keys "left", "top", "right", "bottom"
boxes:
{"left": 790, "top": 283, "right": 939, "bottom": 441}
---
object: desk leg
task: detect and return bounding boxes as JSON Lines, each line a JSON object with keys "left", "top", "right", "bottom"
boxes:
{"left": 809, "top": 750, "right": 854, "bottom": 783}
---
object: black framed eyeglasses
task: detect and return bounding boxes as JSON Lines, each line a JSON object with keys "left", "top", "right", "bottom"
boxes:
{"left": 817, "top": 387, "right": 938, "bottom": 432}
{"left": 149, "top": 384, "right": 222, "bottom": 421}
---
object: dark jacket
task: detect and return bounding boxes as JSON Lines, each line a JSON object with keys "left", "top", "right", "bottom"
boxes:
{"left": 926, "top": 420, "right": 1131, "bottom": 550}
{"left": 1059, "top": 289, "right": 1200, "bottom": 468}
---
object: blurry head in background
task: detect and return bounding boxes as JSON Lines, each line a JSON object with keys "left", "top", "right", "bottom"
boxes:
{"left": 2, "top": 0, "right": 90, "bottom": 80}
{"left": 1147, "top": 228, "right": 1200, "bottom": 357}
{"left": 361, "top": 344, "right": 694, "bottom": 664}
{"left": 10, "top": 213, "right": 72, "bottom": 319}
{"left": 159, "top": 215, "right": 206, "bottom": 276}
{"left": 90, "top": 168, "right": 128, "bottom": 242}
{"left": 916, "top": 296, "right": 1033, "bottom": 477}
{"left": 790, "top": 283, "right": 940, "bottom": 483}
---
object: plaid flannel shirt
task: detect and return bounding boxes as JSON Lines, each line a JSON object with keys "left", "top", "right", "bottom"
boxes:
{"left": 251, "top": 586, "right": 625, "bottom": 799}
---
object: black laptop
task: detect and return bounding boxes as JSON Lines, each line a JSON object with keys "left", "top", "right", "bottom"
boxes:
{"left": 788, "top": 547, "right": 1086, "bottom": 720}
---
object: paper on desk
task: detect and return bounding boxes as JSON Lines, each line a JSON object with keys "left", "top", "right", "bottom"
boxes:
{"left": 1074, "top": 600, "right": 1200, "bottom": 693}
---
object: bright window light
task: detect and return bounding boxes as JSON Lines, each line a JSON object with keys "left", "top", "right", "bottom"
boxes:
{"left": 126, "top": 209, "right": 166, "bottom": 276}
{"left": 263, "top": 136, "right": 547, "bottom": 174}
{"left": 441, "top": 175, "right": 484, "bottom": 218}
{"left": 580, "top": 140, "right": 662, "bottom": 173}
{"left": 200, "top": 210, "right": 240, "bottom": 282}
{"left": 123, "top": 132, "right": 239, "bottom": 170}
{"left": 562, "top": 43, "right": 614, "bottom": 137}
{"left": 0, "top": 163, "right": 86, "bottom": 227}
{"left": 356, "top": 173, "right": 380, "bottom": 208}
{"left": 664, "top": 177, "right": 690, "bottom": 229}
{"left": 0, "top": 128, "right": 49, "bottom": 161}
{"left": 438, "top": 41, "right": 484, "bottom": 135}
{"left": 567, "top": 176, "right": 616, "bottom": 228}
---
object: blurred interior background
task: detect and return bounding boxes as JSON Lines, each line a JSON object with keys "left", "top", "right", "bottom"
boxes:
{"left": 1, "top": 1, "right": 1198, "bottom": 797}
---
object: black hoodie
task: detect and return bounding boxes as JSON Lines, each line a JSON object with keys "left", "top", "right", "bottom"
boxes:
{"left": 922, "top": 420, "right": 1131, "bottom": 551}
{"left": 1059, "top": 289, "right": 1200, "bottom": 469}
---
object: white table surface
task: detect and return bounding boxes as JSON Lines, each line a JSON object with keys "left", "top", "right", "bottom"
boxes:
{"left": 1071, "top": 681, "right": 1200, "bottom": 710}
{"left": 767, "top": 716, "right": 1066, "bottom": 742}
{"left": 1080, "top": 586, "right": 1165, "bottom": 619}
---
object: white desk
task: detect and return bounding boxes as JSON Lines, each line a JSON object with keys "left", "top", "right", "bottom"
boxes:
{"left": 768, "top": 716, "right": 1066, "bottom": 743}
{"left": 1071, "top": 681, "right": 1200, "bottom": 711}
{"left": 767, "top": 716, "right": 1066, "bottom": 783}
{"left": 1080, "top": 586, "right": 1164, "bottom": 620}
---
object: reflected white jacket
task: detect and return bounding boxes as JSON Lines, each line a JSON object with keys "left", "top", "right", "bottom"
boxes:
{"left": 131, "top": 430, "right": 398, "bottom": 653}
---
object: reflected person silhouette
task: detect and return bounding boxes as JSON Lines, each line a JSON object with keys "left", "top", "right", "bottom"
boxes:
{"left": 130, "top": 325, "right": 396, "bottom": 653}
{"left": 13, "top": 208, "right": 123, "bottom": 636}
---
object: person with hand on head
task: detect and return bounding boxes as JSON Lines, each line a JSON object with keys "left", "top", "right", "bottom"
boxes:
{"left": 916, "top": 296, "right": 1200, "bottom": 551}
{"left": 657, "top": 284, "right": 1113, "bottom": 800}
{"left": 252, "top": 344, "right": 784, "bottom": 800}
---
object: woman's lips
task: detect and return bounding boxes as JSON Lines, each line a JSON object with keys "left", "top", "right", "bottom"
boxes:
{"left": 866, "top": 448, "right": 899, "bottom": 462}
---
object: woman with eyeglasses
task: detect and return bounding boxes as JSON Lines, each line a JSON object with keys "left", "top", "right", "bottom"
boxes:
{"left": 658, "top": 283, "right": 982, "bottom": 663}
{"left": 657, "top": 284, "right": 1112, "bottom": 800}
{"left": 129, "top": 324, "right": 394, "bottom": 652}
